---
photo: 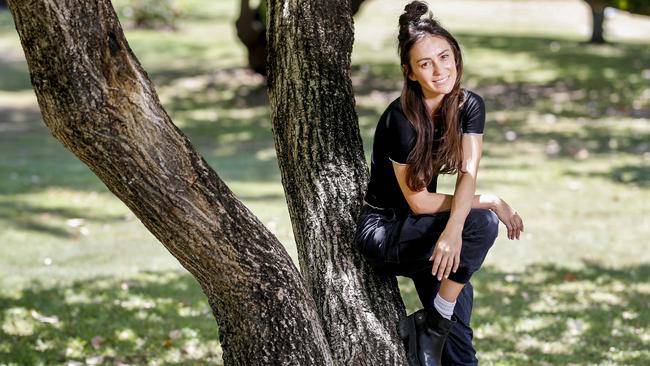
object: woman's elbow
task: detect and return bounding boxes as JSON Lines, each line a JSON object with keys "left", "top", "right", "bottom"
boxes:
{"left": 407, "top": 200, "right": 426, "bottom": 216}
{"left": 459, "top": 169, "right": 479, "bottom": 183}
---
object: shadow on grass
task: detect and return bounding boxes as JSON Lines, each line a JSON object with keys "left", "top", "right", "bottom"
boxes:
{"left": 0, "top": 271, "right": 221, "bottom": 365}
{"left": 491, "top": 120, "right": 650, "bottom": 156}
{"left": 2, "top": 263, "right": 648, "bottom": 364}
{"left": 0, "top": 200, "right": 127, "bottom": 238}
{"left": 1, "top": 31, "right": 649, "bottom": 197}
{"left": 566, "top": 163, "right": 650, "bottom": 187}
{"left": 0, "top": 66, "right": 280, "bottom": 197}
{"left": 398, "top": 261, "right": 650, "bottom": 365}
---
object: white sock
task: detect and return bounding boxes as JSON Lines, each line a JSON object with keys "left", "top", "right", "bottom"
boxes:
{"left": 434, "top": 293, "right": 456, "bottom": 320}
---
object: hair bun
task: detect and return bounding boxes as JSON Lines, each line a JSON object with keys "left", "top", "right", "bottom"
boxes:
{"left": 399, "top": 1, "right": 429, "bottom": 27}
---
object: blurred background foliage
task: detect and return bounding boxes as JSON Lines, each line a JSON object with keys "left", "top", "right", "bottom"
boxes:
{"left": 0, "top": 0, "right": 649, "bottom": 365}
{"left": 114, "top": 0, "right": 182, "bottom": 30}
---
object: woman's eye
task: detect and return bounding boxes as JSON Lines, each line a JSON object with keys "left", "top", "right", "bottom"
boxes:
{"left": 420, "top": 61, "right": 431, "bottom": 68}
{"left": 441, "top": 54, "right": 449, "bottom": 60}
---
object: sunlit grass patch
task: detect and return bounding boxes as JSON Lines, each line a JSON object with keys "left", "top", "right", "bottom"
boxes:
{"left": 0, "top": 272, "right": 221, "bottom": 365}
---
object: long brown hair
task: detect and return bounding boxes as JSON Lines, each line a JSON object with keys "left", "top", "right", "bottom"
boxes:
{"left": 398, "top": 1, "right": 465, "bottom": 191}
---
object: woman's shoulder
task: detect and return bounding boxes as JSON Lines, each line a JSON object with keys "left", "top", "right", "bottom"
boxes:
{"left": 459, "top": 88, "right": 485, "bottom": 113}
{"left": 381, "top": 97, "right": 412, "bottom": 128}
{"left": 458, "top": 88, "right": 487, "bottom": 133}
{"left": 384, "top": 97, "right": 405, "bottom": 115}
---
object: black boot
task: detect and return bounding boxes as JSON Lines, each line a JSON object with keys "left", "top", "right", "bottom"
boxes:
{"left": 398, "top": 308, "right": 457, "bottom": 366}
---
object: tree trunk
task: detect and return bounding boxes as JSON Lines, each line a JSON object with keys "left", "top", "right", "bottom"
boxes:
{"left": 586, "top": 0, "right": 607, "bottom": 43}
{"left": 6, "top": 0, "right": 333, "bottom": 364}
{"left": 235, "top": 0, "right": 267, "bottom": 75}
{"left": 267, "top": 0, "right": 407, "bottom": 365}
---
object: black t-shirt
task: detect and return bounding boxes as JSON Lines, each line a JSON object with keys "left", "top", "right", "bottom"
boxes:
{"left": 363, "top": 89, "right": 486, "bottom": 215}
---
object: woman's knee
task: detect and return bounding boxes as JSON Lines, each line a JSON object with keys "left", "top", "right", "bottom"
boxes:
{"left": 464, "top": 209, "right": 499, "bottom": 242}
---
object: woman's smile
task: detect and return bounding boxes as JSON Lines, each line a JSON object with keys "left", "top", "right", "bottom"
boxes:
{"left": 433, "top": 75, "right": 450, "bottom": 85}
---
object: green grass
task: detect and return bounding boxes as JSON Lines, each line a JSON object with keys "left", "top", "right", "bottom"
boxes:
{"left": 1, "top": 0, "right": 650, "bottom": 364}
{"left": 1, "top": 272, "right": 222, "bottom": 365}
{"left": 399, "top": 262, "right": 650, "bottom": 365}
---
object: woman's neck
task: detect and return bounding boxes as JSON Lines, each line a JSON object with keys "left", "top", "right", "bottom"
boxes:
{"left": 423, "top": 94, "right": 444, "bottom": 114}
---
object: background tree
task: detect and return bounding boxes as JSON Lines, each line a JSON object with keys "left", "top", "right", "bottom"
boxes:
{"left": 6, "top": 0, "right": 406, "bottom": 364}
{"left": 237, "top": 0, "right": 369, "bottom": 75}
{"left": 584, "top": 0, "right": 650, "bottom": 43}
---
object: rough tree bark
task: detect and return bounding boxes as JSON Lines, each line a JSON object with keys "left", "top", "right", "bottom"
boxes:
{"left": 6, "top": 0, "right": 334, "bottom": 364}
{"left": 267, "top": 0, "right": 407, "bottom": 365}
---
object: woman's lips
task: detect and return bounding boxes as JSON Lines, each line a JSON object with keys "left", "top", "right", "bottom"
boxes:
{"left": 434, "top": 75, "right": 450, "bottom": 85}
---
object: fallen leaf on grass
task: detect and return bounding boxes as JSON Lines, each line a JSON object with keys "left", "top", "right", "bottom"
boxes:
{"left": 91, "top": 335, "right": 104, "bottom": 349}
{"left": 169, "top": 329, "right": 182, "bottom": 340}
{"left": 564, "top": 272, "right": 577, "bottom": 282}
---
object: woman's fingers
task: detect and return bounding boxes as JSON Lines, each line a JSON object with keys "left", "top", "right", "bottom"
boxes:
{"left": 431, "top": 252, "right": 442, "bottom": 275}
{"left": 443, "top": 257, "right": 453, "bottom": 279}
{"left": 509, "top": 211, "right": 524, "bottom": 240}
{"left": 505, "top": 220, "right": 513, "bottom": 240}
{"left": 436, "top": 256, "right": 448, "bottom": 280}
{"left": 453, "top": 254, "right": 460, "bottom": 273}
{"left": 515, "top": 224, "right": 520, "bottom": 239}
{"left": 509, "top": 217, "right": 518, "bottom": 240}
{"left": 512, "top": 213, "right": 523, "bottom": 239}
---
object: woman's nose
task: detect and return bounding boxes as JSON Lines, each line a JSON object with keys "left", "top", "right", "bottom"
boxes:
{"left": 430, "top": 61, "right": 442, "bottom": 75}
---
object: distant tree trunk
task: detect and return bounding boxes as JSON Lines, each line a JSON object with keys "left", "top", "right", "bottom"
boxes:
{"left": 586, "top": 0, "right": 607, "bottom": 43}
{"left": 237, "top": 0, "right": 369, "bottom": 76}
{"left": 267, "top": 0, "right": 407, "bottom": 365}
{"left": 235, "top": 0, "right": 266, "bottom": 75}
{"left": 350, "top": 0, "right": 367, "bottom": 15}
{"left": 6, "top": 0, "right": 333, "bottom": 364}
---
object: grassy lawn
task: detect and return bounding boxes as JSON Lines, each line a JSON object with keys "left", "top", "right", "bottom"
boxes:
{"left": 1, "top": 0, "right": 649, "bottom": 364}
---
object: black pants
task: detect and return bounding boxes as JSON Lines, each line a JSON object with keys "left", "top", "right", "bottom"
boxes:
{"left": 354, "top": 205, "right": 499, "bottom": 366}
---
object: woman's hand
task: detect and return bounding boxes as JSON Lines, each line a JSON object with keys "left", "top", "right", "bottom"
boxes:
{"left": 493, "top": 197, "right": 524, "bottom": 240}
{"left": 429, "top": 228, "right": 462, "bottom": 281}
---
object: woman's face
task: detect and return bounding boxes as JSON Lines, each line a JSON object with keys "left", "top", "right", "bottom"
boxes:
{"left": 406, "top": 35, "right": 457, "bottom": 100}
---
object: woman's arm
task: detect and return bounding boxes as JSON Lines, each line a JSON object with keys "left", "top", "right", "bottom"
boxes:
{"left": 429, "top": 133, "right": 483, "bottom": 280}
{"left": 392, "top": 159, "right": 495, "bottom": 215}
{"left": 447, "top": 133, "right": 483, "bottom": 231}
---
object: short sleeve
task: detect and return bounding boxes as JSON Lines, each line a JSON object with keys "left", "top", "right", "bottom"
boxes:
{"left": 386, "top": 108, "right": 415, "bottom": 165}
{"left": 460, "top": 90, "right": 486, "bottom": 134}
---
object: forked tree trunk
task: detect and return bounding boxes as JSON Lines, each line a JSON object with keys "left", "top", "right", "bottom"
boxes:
{"left": 267, "top": 0, "right": 407, "bottom": 365}
{"left": 6, "top": 0, "right": 333, "bottom": 364}
{"left": 8, "top": 0, "right": 408, "bottom": 363}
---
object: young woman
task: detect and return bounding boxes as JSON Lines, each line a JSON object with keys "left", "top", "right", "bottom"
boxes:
{"left": 354, "top": 2, "right": 524, "bottom": 365}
